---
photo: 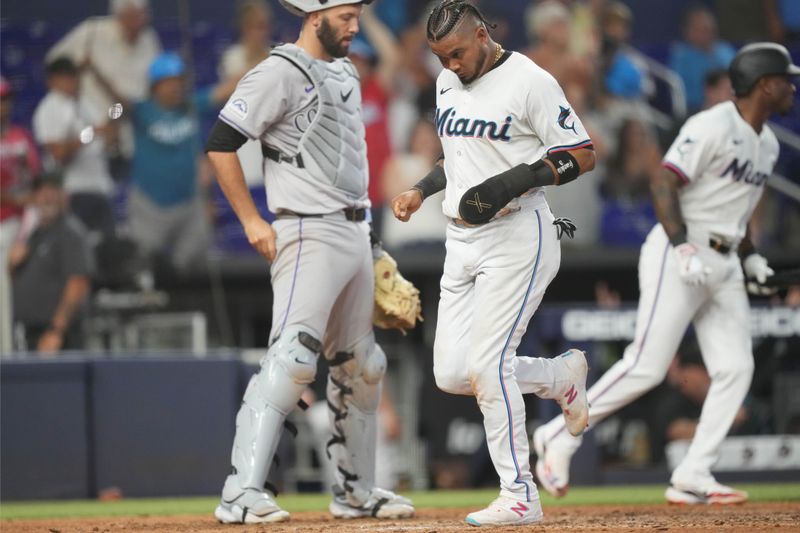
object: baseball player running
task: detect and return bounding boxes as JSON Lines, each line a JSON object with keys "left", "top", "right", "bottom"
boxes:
{"left": 205, "top": 0, "right": 414, "bottom": 524}
{"left": 392, "top": 0, "right": 594, "bottom": 526}
{"left": 533, "top": 42, "right": 798, "bottom": 505}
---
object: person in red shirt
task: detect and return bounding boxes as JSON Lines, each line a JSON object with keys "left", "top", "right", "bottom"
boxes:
{"left": 1, "top": 76, "right": 41, "bottom": 355}
{"left": 348, "top": 6, "right": 400, "bottom": 237}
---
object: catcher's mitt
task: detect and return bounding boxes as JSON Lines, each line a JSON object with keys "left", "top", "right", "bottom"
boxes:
{"left": 373, "top": 251, "right": 423, "bottom": 334}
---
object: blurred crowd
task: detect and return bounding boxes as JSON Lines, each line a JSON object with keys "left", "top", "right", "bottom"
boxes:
{"left": 1, "top": 0, "right": 799, "bottom": 355}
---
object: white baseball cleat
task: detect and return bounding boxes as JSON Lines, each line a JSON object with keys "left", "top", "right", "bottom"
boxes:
{"left": 532, "top": 425, "right": 572, "bottom": 498}
{"left": 666, "top": 480, "right": 748, "bottom": 505}
{"left": 465, "top": 496, "right": 544, "bottom": 526}
{"left": 329, "top": 485, "right": 415, "bottom": 519}
{"left": 555, "top": 348, "right": 589, "bottom": 437}
{"left": 214, "top": 487, "right": 290, "bottom": 524}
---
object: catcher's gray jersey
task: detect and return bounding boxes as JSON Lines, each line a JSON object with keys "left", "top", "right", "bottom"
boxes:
{"left": 219, "top": 43, "right": 369, "bottom": 214}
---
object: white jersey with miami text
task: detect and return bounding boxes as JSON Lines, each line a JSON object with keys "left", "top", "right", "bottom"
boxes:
{"left": 662, "top": 100, "right": 779, "bottom": 244}
{"left": 435, "top": 51, "right": 592, "bottom": 219}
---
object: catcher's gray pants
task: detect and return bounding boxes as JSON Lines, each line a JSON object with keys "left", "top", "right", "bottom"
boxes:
{"left": 270, "top": 215, "right": 386, "bottom": 502}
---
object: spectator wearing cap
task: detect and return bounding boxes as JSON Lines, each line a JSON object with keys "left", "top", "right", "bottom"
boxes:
{"left": 47, "top": 0, "right": 161, "bottom": 162}
{"left": 1, "top": 77, "right": 42, "bottom": 355}
{"left": 668, "top": 5, "right": 736, "bottom": 113}
{"left": 92, "top": 52, "right": 241, "bottom": 273}
{"left": 32, "top": 57, "right": 116, "bottom": 242}
{"left": 9, "top": 173, "right": 93, "bottom": 354}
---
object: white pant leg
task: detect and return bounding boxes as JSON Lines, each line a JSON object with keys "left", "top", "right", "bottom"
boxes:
{"left": 536, "top": 225, "right": 707, "bottom": 449}
{"left": 515, "top": 355, "right": 570, "bottom": 399}
{"left": 437, "top": 205, "right": 560, "bottom": 502}
{"left": 432, "top": 228, "right": 476, "bottom": 396}
{"left": 0, "top": 219, "right": 20, "bottom": 355}
{"left": 672, "top": 255, "right": 754, "bottom": 484}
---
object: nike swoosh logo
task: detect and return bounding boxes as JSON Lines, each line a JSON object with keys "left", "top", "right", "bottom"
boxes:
{"left": 440, "top": 87, "right": 452, "bottom": 95}
{"left": 341, "top": 88, "right": 354, "bottom": 102}
{"left": 294, "top": 357, "right": 311, "bottom": 365}
{"left": 304, "top": 84, "right": 315, "bottom": 93}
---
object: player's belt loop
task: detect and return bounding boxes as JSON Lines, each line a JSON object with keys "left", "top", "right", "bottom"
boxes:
{"left": 262, "top": 144, "right": 305, "bottom": 168}
{"left": 708, "top": 237, "right": 732, "bottom": 255}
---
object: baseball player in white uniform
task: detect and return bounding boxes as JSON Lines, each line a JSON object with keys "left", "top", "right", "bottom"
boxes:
{"left": 205, "top": 0, "right": 414, "bottom": 524}
{"left": 533, "top": 42, "right": 798, "bottom": 505}
{"left": 392, "top": 0, "right": 594, "bottom": 526}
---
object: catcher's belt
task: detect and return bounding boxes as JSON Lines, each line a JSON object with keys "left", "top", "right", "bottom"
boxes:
{"left": 275, "top": 208, "right": 367, "bottom": 222}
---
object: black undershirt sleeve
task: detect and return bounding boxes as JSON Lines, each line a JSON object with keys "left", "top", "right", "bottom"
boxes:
{"left": 205, "top": 119, "right": 249, "bottom": 153}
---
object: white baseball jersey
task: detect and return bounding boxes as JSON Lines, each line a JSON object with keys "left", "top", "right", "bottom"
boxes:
{"left": 436, "top": 52, "right": 592, "bottom": 219}
{"left": 219, "top": 46, "right": 369, "bottom": 214}
{"left": 662, "top": 100, "right": 779, "bottom": 244}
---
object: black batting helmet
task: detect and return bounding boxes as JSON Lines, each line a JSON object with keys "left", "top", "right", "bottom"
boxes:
{"left": 729, "top": 42, "right": 800, "bottom": 97}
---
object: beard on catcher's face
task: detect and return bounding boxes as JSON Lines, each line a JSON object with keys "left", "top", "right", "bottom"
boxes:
{"left": 317, "top": 16, "right": 352, "bottom": 58}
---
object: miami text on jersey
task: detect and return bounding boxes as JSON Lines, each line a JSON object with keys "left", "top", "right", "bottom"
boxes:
{"left": 720, "top": 158, "right": 769, "bottom": 186}
{"left": 435, "top": 107, "right": 513, "bottom": 141}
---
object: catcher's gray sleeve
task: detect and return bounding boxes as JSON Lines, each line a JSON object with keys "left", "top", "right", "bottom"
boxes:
{"left": 218, "top": 58, "right": 298, "bottom": 140}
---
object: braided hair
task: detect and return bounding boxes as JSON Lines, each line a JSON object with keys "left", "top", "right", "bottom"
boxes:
{"left": 426, "top": 0, "right": 497, "bottom": 42}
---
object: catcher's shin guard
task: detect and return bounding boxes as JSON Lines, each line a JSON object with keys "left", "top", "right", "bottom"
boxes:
{"left": 325, "top": 335, "right": 386, "bottom": 505}
{"left": 230, "top": 326, "right": 321, "bottom": 491}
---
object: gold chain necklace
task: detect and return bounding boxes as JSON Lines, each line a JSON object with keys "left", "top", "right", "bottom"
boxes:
{"left": 493, "top": 42, "right": 504, "bottom": 64}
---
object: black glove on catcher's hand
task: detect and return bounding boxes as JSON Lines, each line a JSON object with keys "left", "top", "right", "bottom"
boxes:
{"left": 553, "top": 217, "right": 576, "bottom": 239}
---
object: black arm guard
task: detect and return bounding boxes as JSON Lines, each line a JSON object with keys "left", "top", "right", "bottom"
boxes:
{"left": 411, "top": 164, "right": 447, "bottom": 200}
{"left": 458, "top": 160, "right": 554, "bottom": 224}
{"left": 458, "top": 151, "right": 583, "bottom": 225}
{"left": 205, "top": 119, "right": 248, "bottom": 153}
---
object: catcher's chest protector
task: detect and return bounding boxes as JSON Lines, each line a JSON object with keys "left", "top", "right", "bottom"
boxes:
{"left": 270, "top": 44, "right": 368, "bottom": 198}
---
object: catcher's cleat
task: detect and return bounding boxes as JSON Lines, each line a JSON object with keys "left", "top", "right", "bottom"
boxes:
{"left": 329, "top": 485, "right": 415, "bottom": 519}
{"left": 465, "top": 496, "right": 544, "bottom": 527}
{"left": 666, "top": 481, "right": 748, "bottom": 505}
{"left": 533, "top": 426, "right": 571, "bottom": 498}
{"left": 214, "top": 487, "right": 289, "bottom": 524}
{"left": 555, "top": 348, "right": 589, "bottom": 437}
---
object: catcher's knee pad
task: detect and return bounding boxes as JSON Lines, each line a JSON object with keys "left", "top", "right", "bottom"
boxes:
{"left": 328, "top": 334, "right": 385, "bottom": 411}
{"left": 257, "top": 325, "right": 321, "bottom": 414}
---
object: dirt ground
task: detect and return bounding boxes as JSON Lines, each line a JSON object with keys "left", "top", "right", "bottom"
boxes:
{"left": 3, "top": 503, "right": 799, "bottom": 533}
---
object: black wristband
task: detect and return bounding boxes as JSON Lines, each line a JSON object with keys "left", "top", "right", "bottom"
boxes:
{"left": 412, "top": 165, "right": 447, "bottom": 200}
{"left": 543, "top": 151, "right": 580, "bottom": 185}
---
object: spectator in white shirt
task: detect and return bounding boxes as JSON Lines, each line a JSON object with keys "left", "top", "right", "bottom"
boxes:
{"left": 33, "top": 57, "right": 115, "bottom": 242}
